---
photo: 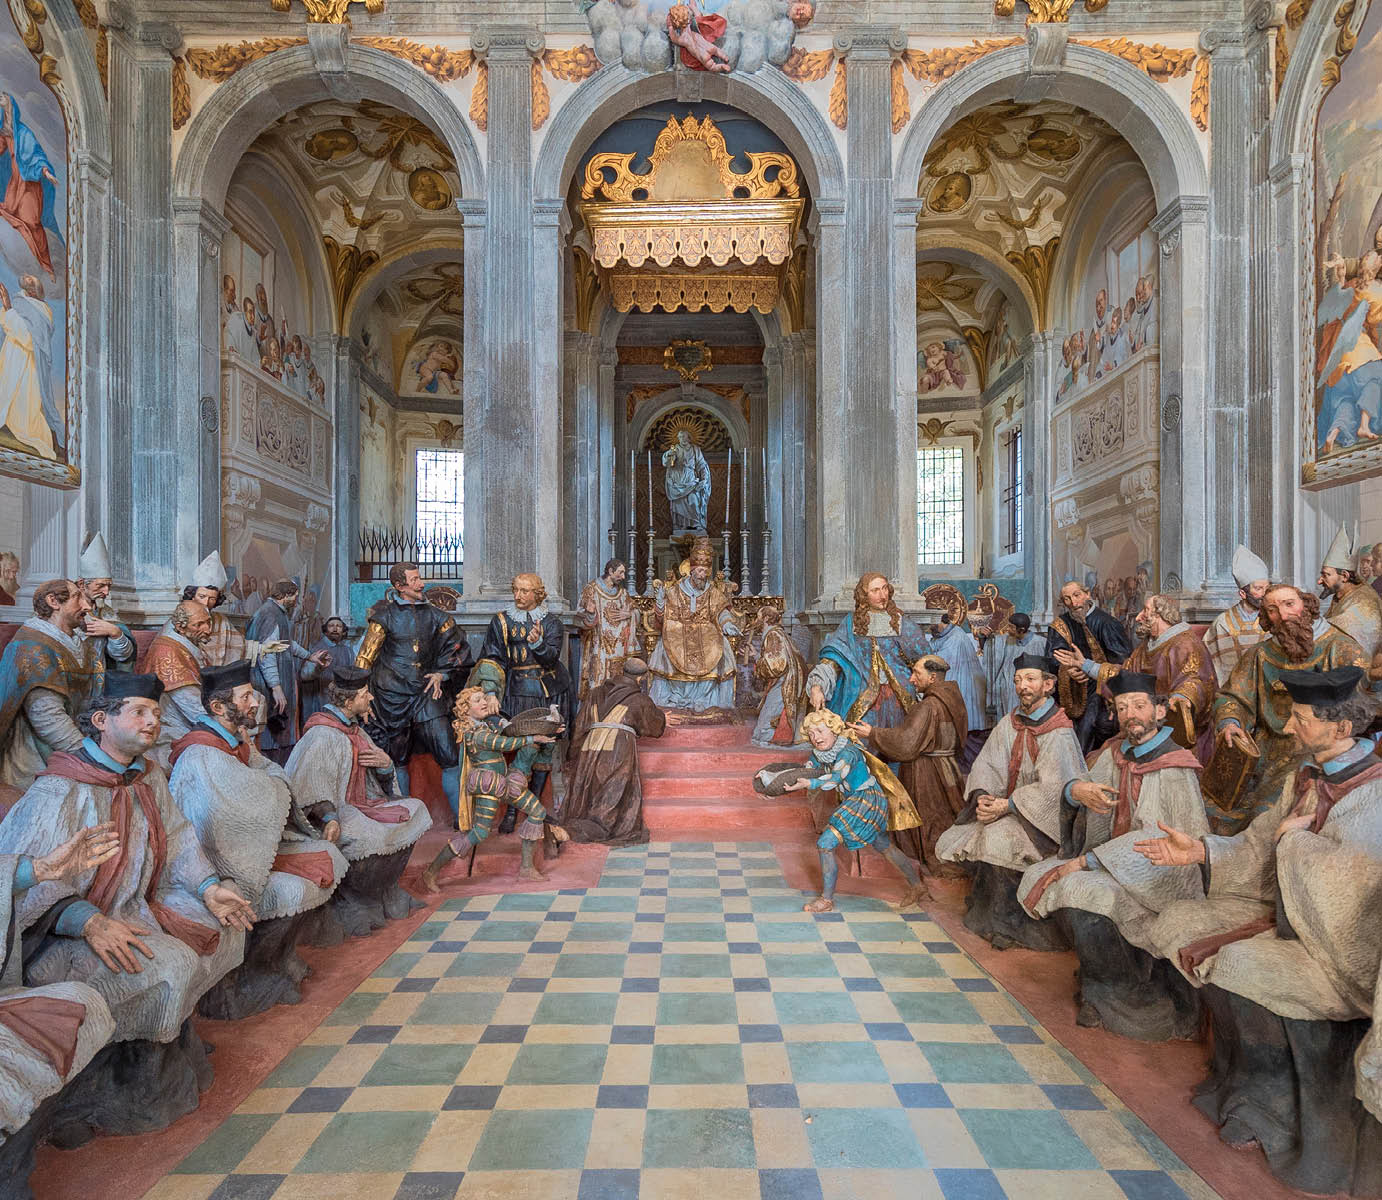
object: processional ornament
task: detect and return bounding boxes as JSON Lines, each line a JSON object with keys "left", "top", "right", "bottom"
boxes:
{"left": 578, "top": 116, "right": 804, "bottom": 316}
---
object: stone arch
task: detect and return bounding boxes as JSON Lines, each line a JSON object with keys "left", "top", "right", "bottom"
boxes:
{"left": 532, "top": 62, "right": 845, "bottom": 205}
{"left": 896, "top": 43, "right": 1208, "bottom": 212}
{"left": 628, "top": 387, "right": 750, "bottom": 455}
{"left": 1271, "top": 0, "right": 1358, "bottom": 164}
{"left": 344, "top": 242, "right": 466, "bottom": 340}
{"left": 915, "top": 240, "right": 1040, "bottom": 333}
{"left": 173, "top": 41, "right": 484, "bottom": 209}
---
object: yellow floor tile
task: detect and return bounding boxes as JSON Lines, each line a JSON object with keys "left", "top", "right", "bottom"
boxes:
{"left": 638, "top": 1168, "right": 761, "bottom": 1200}
{"left": 994, "top": 1170, "right": 1129, "bottom": 1200}
{"left": 818, "top": 1167, "right": 944, "bottom": 1200}
{"left": 455, "top": 1169, "right": 583, "bottom": 1199}
{"left": 311, "top": 1043, "right": 387, "bottom": 1087}
{"left": 907, "top": 1108, "right": 988, "bottom": 1168}
{"left": 1061, "top": 1110, "right": 1165, "bottom": 1171}
{"left": 235, "top": 1113, "right": 333, "bottom": 1173}
{"left": 340, "top": 1084, "right": 453, "bottom": 1112}
{"left": 271, "top": 1174, "right": 405, "bottom": 1200}
{"left": 584, "top": 1108, "right": 647, "bottom": 1168}
{"left": 408, "top": 1110, "right": 490, "bottom": 1173}
{"left": 139, "top": 1177, "right": 223, "bottom": 1200}
{"left": 751, "top": 1107, "right": 813, "bottom": 1167}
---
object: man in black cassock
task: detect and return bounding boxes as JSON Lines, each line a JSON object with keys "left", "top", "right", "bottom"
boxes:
{"left": 1046, "top": 578, "right": 1133, "bottom": 752}
{"left": 355, "top": 563, "right": 473, "bottom": 818}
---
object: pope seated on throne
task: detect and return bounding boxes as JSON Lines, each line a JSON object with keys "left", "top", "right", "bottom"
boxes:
{"left": 648, "top": 538, "right": 742, "bottom": 713}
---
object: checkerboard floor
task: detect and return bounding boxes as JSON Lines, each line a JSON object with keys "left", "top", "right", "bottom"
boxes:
{"left": 150, "top": 842, "right": 1222, "bottom": 1200}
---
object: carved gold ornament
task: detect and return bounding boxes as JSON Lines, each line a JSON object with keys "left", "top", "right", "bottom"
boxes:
{"left": 269, "top": 0, "right": 383, "bottom": 22}
{"left": 532, "top": 46, "right": 601, "bottom": 132}
{"left": 1005, "top": 235, "right": 1061, "bottom": 328}
{"left": 187, "top": 37, "right": 307, "bottom": 82}
{"left": 172, "top": 57, "right": 191, "bottom": 130}
{"left": 901, "top": 39, "right": 1023, "bottom": 83}
{"left": 828, "top": 60, "right": 847, "bottom": 130}
{"left": 995, "top": 0, "right": 1110, "bottom": 21}
{"left": 324, "top": 236, "right": 380, "bottom": 327}
{"left": 1190, "top": 53, "right": 1209, "bottom": 131}
{"left": 579, "top": 116, "right": 804, "bottom": 317}
{"left": 780, "top": 46, "right": 835, "bottom": 81}
{"left": 891, "top": 59, "right": 909, "bottom": 133}
{"left": 664, "top": 340, "right": 713, "bottom": 382}
{"left": 10, "top": 0, "right": 61, "bottom": 86}
{"left": 1071, "top": 38, "right": 1196, "bottom": 83}
{"left": 354, "top": 37, "right": 475, "bottom": 82}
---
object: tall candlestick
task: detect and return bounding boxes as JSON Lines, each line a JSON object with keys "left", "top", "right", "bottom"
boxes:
{"left": 629, "top": 448, "right": 635, "bottom": 534}
{"left": 647, "top": 450, "right": 653, "bottom": 532}
{"left": 761, "top": 446, "right": 766, "bottom": 515}
{"left": 724, "top": 448, "right": 731, "bottom": 527}
{"left": 740, "top": 445, "right": 747, "bottom": 526}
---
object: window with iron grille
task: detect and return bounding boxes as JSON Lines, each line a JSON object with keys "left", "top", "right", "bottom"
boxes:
{"left": 917, "top": 444, "right": 965, "bottom": 566}
{"left": 415, "top": 448, "right": 464, "bottom": 562}
{"left": 1002, "top": 426, "right": 1024, "bottom": 556}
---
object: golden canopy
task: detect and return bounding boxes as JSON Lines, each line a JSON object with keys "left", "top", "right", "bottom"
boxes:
{"left": 578, "top": 116, "right": 805, "bottom": 316}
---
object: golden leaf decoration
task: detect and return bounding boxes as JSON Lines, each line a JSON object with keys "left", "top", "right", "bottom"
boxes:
{"left": 531, "top": 56, "right": 550, "bottom": 131}
{"left": 1322, "top": 0, "right": 1363, "bottom": 95}
{"left": 1190, "top": 53, "right": 1209, "bottom": 131}
{"left": 11, "top": 0, "right": 60, "bottom": 86}
{"left": 353, "top": 37, "right": 475, "bottom": 82}
{"left": 470, "top": 60, "right": 488, "bottom": 133}
{"left": 996, "top": 0, "right": 1109, "bottom": 22}
{"left": 1071, "top": 37, "right": 1196, "bottom": 82}
{"left": 73, "top": 0, "right": 97, "bottom": 27}
{"left": 780, "top": 46, "right": 835, "bottom": 82}
{"left": 890, "top": 58, "right": 909, "bottom": 133}
{"left": 1004, "top": 235, "right": 1060, "bottom": 328}
{"left": 269, "top": 0, "right": 384, "bottom": 23}
{"left": 1285, "top": 0, "right": 1313, "bottom": 28}
{"left": 323, "top": 235, "right": 380, "bottom": 328}
{"left": 186, "top": 37, "right": 307, "bottom": 82}
{"left": 172, "top": 55, "right": 191, "bottom": 130}
{"left": 961, "top": 327, "right": 991, "bottom": 393}
{"left": 828, "top": 59, "right": 847, "bottom": 130}
{"left": 901, "top": 38, "right": 1022, "bottom": 82}
{"left": 572, "top": 246, "right": 600, "bottom": 334}
{"left": 542, "top": 44, "right": 600, "bottom": 82}
{"left": 96, "top": 25, "right": 107, "bottom": 95}
{"left": 1274, "top": 24, "right": 1289, "bottom": 98}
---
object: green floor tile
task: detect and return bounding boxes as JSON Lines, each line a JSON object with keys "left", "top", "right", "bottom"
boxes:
{"left": 643, "top": 1108, "right": 756, "bottom": 1168}
{"left": 751, "top": 894, "right": 812, "bottom": 914}
{"left": 321, "top": 992, "right": 384, "bottom": 1026}
{"left": 553, "top": 952, "right": 629, "bottom": 977}
{"left": 297, "top": 1111, "right": 438, "bottom": 1174}
{"left": 655, "top": 991, "right": 739, "bottom": 1025}
{"left": 805, "top": 1108, "right": 926, "bottom": 1169}
{"left": 786, "top": 1041, "right": 889, "bottom": 1083}
{"left": 763, "top": 953, "right": 838, "bottom": 978}
{"left": 443, "top": 952, "right": 527, "bottom": 978}
{"left": 650, "top": 1043, "right": 745, "bottom": 1085}
{"left": 672, "top": 874, "right": 720, "bottom": 888}
{"left": 371, "top": 952, "right": 422, "bottom": 978}
{"left": 660, "top": 953, "right": 733, "bottom": 978}
{"left": 847, "top": 921, "right": 918, "bottom": 942}
{"left": 361, "top": 1042, "right": 473, "bottom": 1087}
{"left": 580, "top": 895, "right": 638, "bottom": 912}
{"left": 754, "top": 921, "right": 822, "bottom": 943}
{"left": 664, "top": 896, "right": 724, "bottom": 913}
{"left": 411, "top": 990, "right": 504, "bottom": 1026}
{"left": 660, "top": 921, "right": 728, "bottom": 941}
{"left": 174, "top": 1114, "right": 281, "bottom": 1174}
{"left": 921, "top": 1042, "right": 1031, "bottom": 1084}
{"left": 533, "top": 991, "right": 620, "bottom": 1025}
{"left": 773, "top": 991, "right": 860, "bottom": 1025}
{"left": 469, "top": 1109, "right": 594, "bottom": 1170}
{"left": 262, "top": 1044, "right": 342, "bottom": 1087}
{"left": 599, "top": 873, "right": 646, "bottom": 888}
{"left": 890, "top": 991, "right": 983, "bottom": 1024}
{"left": 566, "top": 920, "right": 635, "bottom": 942}
{"left": 468, "top": 920, "right": 544, "bottom": 942}
{"left": 865, "top": 953, "right": 943, "bottom": 979}
{"left": 958, "top": 1108, "right": 1099, "bottom": 1170}
{"left": 493, "top": 893, "right": 556, "bottom": 911}
{"left": 506, "top": 1043, "right": 609, "bottom": 1085}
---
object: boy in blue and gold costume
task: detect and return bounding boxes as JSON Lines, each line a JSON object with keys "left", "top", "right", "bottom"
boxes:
{"left": 419, "top": 686, "right": 570, "bottom": 892}
{"left": 791, "top": 709, "right": 929, "bottom": 913}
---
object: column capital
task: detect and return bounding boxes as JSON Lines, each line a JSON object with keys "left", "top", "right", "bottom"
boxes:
{"left": 831, "top": 25, "right": 906, "bottom": 60}
{"left": 892, "top": 197, "right": 925, "bottom": 225}
{"left": 106, "top": 4, "right": 183, "bottom": 53}
{"left": 1149, "top": 194, "right": 1210, "bottom": 245}
{"left": 1269, "top": 153, "right": 1307, "bottom": 193}
{"left": 1198, "top": 13, "right": 1270, "bottom": 58}
{"left": 456, "top": 198, "right": 487, "bottom": 227}
{"left": 473, "top": 26, "right": 545, "bottom": 61}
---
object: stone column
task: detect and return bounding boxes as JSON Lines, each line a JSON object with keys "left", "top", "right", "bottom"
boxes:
{"left": 331, "top": 335, "right": 362, "bottom": 613}
{"left": 458, "top": 197, "right": 486, "bottom": 599}
{"left": 170, "top": 199, "right": 231, "bottom": 568}
{"left": 812, "top": 25, "right": 913, "bottom": 610}
{"left": 563, "top": 328, "right": 600, "bottom": 601}
{"left": 763, "top": 341, "right": 786, "bottom": 600}
{"left": 892, "top": 198, "right": 924, "bottom": 598}
{"left": 1150, "top": 197, "right": 1211, "bottom": 604}
{"left": 1197, "top": 10, "right": 1272, "bottom": 609}
{"left": 105, "top": 12, "right": 188, "bottom": 616}
{"left": 1024, "top": 331, "right": 1059, "bottom": 622}
{"left": 75, "top": 147, "right": 112, "bottom": 568}
{"left": 1268, "top": 153, "right": 1308, "bottom": 582}
{"left": 464, "top": 27, "right": 565, "bottom": 608}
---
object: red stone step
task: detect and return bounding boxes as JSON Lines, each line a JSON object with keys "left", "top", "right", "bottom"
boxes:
{"left": 642, "top": 793, "right": 815, "bottom": 835}
{"left": 641, "top": 723, "right": 758, "bottom": 749}
{"left": 643, "top": 773, "right": 762, "bottom": 801}
{"left": 637, "top": 746, "right": 807, "bottom": 775}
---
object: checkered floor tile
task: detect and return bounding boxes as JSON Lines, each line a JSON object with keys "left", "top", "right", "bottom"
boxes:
{"left": 153, "top": 842, "right": 1220, "bottom": 1200}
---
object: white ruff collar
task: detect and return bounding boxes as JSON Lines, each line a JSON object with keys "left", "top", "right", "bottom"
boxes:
{"left": 505, "top": 602, "right": 548, "bottom": 624}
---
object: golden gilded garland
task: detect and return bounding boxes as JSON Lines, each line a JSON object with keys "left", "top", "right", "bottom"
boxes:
{"left": 1190, "top": 52, "right": 1209, "bottom": 131}
{"left": 900, "top": 38, "right": 1022, "bottom": 82}
{"left": 186, "top": 37, "right": 307, "bottom": 82}
{"left": 1321, "top": 1, "right": 1361, "bottom": 96}
{"left": 610, "top": 274, "right": 781, "bottom": 316}
{"left": 1274, "top": 24, "right": 1289, "bottom": 98}
{"left": 961, "top": 327, "right": 992, "bottom": 393}
{"left": 543, "top": 45, "right": 600, "bottom": 82}
{"left": 73, "top": 0, "right": 96, "bottom": 27}
{"left": 470, "top": 60, "right": 489, "bottom": 132}
{"left": 828, "top": 59, "right": 847, "bottom": 130}
{"left": 269, "top": 0, "right": 383, "bottom": 21}
{"left": 1071, "top": 37, "right": 1196, "bottom": 82}
{"left": 890, "top": 58, "right": 909, "bottom": 133}
{"left": 531, "top": 57, "right": 549, "bottom": 131}
{"left": 780, "top": 46, "right": 835, "bottom": 82}
{"left": 11, "top": 0, "right": 61, "bottom": 87}
{"left": 172, "top": 56, "right": 191, "bottom": 130}
{"left": 323, "top": 236, "right": 379, "bottom": 327}
{"left": 995, "top": 0, "right": 1109, "bottom": 20}
{"left": 1004, "top": 236, "right": 1060, "bottom": 327}
{"left": 353, "top": 37, "right": 475, "bottom": 82}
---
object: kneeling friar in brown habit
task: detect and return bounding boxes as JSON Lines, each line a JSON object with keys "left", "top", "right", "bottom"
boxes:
{"left": 849, "top": 653, "right": 968, "bottom": 874}
{"left": 562, "top": 658, "right": 667, "bottom": 846}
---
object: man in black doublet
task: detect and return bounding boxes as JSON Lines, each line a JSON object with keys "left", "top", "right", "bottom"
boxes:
{"left": 1046, "top": 578, "right": 1133, "bottom": 752}
{"left": 355, "top": 563, "right": 474, "bottom": 814}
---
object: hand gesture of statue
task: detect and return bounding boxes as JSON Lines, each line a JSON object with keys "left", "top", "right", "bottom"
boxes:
{"left": 423, "top": 672, "right": 445, "bottom": 701}
{"left": 32, "top": 822, "right": 120, "bottom": 883}
{"left": 1069, "top": 780, "right": 1118, "bottom": 814}
{"left": 1217, "top": 721, "right": 1255, "bottom": 754}
{"left": 1133, "top": 821, "right": 1205, "bottom": 866}
{"left": 83, "top": 913, "right": 154, "bottom": 974}
{"left": 203, "top": 883, "right": 256, "bottom": 931}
